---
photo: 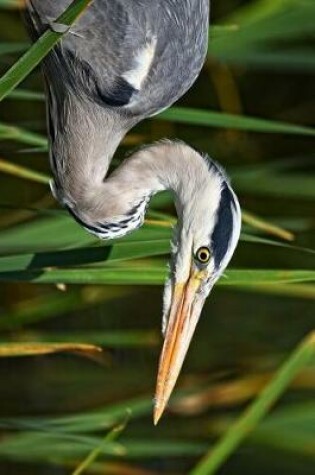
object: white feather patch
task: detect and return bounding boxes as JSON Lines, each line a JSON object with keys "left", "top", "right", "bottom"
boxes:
{"left": 162, "top": 278, "right": 172, "bottom": 335}
{"left": 122, "top": 38, "right": 157, "bottom": 90}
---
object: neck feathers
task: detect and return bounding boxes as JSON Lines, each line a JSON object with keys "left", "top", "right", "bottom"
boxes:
{"left": 66, "top": 195, "right": 151, "bottom": 240}
{"left": 51, "top": 134, "right": 231, "bottom": 242}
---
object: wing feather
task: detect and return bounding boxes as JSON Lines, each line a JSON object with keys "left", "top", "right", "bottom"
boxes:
{"left": 25, "top": 0, "right": 209, "bottom": 115}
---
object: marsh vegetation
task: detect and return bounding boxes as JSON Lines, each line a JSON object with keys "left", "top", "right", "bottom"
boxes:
{"left": 0, "top": 0, "right": 314, "bottom": 474}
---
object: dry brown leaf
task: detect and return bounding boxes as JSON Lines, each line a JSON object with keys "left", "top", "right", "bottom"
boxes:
{"left": 0, "top": 342, "right": 102, "bottom": 357}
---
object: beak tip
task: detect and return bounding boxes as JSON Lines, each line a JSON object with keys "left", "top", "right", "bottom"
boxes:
{"left": 153, "top": 276, "right": 204, "bottom": 427}
{"left": 153, "top": 402, "right": 164, "bottom": 426}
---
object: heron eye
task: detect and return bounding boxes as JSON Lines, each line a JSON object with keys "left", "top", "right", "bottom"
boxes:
{"left": 195, "top": 247, "right": 211, "bottom": 264}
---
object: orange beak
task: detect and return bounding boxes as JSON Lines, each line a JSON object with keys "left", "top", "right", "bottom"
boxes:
{"left": 154, "top": 270, "right": 206, "bottom": 424}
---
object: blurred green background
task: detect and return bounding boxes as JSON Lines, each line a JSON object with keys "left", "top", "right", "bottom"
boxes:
{"left": 0, "top": 0, "right": 314, "bottom": 474}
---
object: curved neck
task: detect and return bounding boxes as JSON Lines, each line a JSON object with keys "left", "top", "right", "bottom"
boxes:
{"left": 50, "top": 96, "right": 127, "bottom": 204}
{"left": 50, "top": 98, "right": 220, "bottom": 239}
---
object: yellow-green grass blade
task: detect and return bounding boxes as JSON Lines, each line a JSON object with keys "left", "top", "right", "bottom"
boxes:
{"left": 0, "top": 266, "right": 314, "bottom": 286}
{"left": 0, "top": 233, "right": 313, "bottom": 275}
{"left": 6, "top": 88, "right": 45, "bottom": 101}
{"left": 229, "top": 158, "right": 315, "bottom": 199}
{"left": 234, "top": 173, "right": 315, "bottom": 200}
{"left": 212, "top": 2, "right": 315, "bottom": 57}
{"left": 231, "top": 283, "right": 315, "bottom": 300}
{"left": 72, "top": 418, "right": 128, "bottom": 475}
{"left": 0, "top": 342, "right": 102, "bottom": 358}
{"left": 241, "top": 233, "right": 315, "bottom": 255}
{"left": 0, "top": 395, "right": 153, "bottom": 433}
{"left": 0, "top": 225, "right": 315, "bottom": 273}
{"left": 214, "top": 49, "right": 315, "bottom": 72}
{"left": 0, "top": 215, "right": 173, "bottom": 253}
{"left": 209, "top": 402, "right": 315, "bottom": 459}
{"left": 237, "top": 2, "right": 315, "bottom": 42}
{"left": 0, "top": 0, "right": 93, "bottom": 101}
{"left": 2, "top": 397, "right": 314, "bottom": 463}
{"left": 0, "top": 227, "right": 313, "bottom": 273}
{"left": 157, "top": 107, "right": 315, "bottom": 136}
{"left": 0, "top": 240, "right": 171, "bottom": 272}
{"left": 190, "top": 332, "right": 315, "bottom": 475}
{"left": 247, "top": 402, "right": 315, "bottom": 457}
{"left": 0, "top": 0, "right": 20, "bottom": 8}
{"left": 0, "top": 330, "right": 158, "bottom": 348}
{"left": 3, "top": 106, "right": 315, "bottom": 148}
{"left": 0, "top": 157, "right": 49, "bottom": 184}
{"left": 242, "top": 211, "right": 294, "bottom": 241}
{"left": 0, "top": 431, "right": 207, "bottom": 461}
{"left": 0, "top": 122, "right": 47, "bottom": 147}
{"left": 0, "top": 432, "right": 127, "bottom": 460}
{"left": 231, "top": 155, "right": 312, "bottom": 174}
{"left": 226, "top": 0, "right": 297, "bottom": 25}
{"left": 0, "top": 215, "right": 98, "bottom": 252}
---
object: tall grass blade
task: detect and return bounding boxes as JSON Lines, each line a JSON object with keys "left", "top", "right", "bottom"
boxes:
{"left": 248, "top": 402, "right": 315, "bottom": 457}
{"left": 242, "top": 211, "right": 294, "bottom": 241}
{"left": 0, "top": 0, "right": 20, "bottom": 8}
{"left": 0, "top": 395, "right": 154, "bottom": 433}
{"left": 0, "top": 240, "right": 170, "bottom": 272}
{"left": 0, "top": 432, "right": 207, "bottom": 460}
{"left": 72, "top": 418, "right": 128, "bottom": 475}
{"left": 233, "top": 283, "right": 315, "bottom": 300}
{"left": 0, "top": 266, "right": 314, "bottom": 286}
{"left": 190, "top": 332, "right": 315, "bottom": 475}
{"left": 1, "top": 330, "right": 158, "bottom": 348}
{"left": 0, "top": 157, "right": 49, "bottom": 184}
{"left": 6, "top": 89, "right": 45, "bottom": 101}
{"left": 0, "top": 122, "right": 47, "bottom": 147}
{"left": 0, "top": 342, "right": 102, "bottom": 358}
{"left": 0, "top": 0, "right": 93, "bottom": 101}
{"left": 158, "top": 107, "right": 315, "bottom": 136}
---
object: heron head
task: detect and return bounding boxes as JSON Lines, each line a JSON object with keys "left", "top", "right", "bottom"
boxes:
{"left": 154, "top": 156, "right": 241, "bottom": 423}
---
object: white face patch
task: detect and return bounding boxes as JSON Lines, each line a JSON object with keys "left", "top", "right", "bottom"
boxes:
{"left": 122, "top": 37, "right": 157, "bottom": 91}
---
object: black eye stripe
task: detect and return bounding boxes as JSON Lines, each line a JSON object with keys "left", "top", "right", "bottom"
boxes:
{"left": 211, "top": 183, "right": 236, "bottom": 270}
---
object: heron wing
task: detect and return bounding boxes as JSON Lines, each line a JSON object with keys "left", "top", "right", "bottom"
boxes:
{"left": 25, "top": 0, "right": 209, "bottom": 115}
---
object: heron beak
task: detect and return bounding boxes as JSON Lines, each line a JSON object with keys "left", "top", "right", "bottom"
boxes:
{"left": 154, "top": 269, "right": 206, "bottom": 424}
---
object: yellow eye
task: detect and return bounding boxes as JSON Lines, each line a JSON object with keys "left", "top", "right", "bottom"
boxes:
{"left": 195, "top": 247, "right": 211, "bottom": 264}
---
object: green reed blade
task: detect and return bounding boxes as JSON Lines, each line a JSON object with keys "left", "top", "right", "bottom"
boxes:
{"left": 190, "top": 332, "right": 315, "bottom": 475}
{"left": 0, "top": 0, "right": 93, "bottom": 101}
{"left": 158, "top": 107, "right": 315, "bottom": 136}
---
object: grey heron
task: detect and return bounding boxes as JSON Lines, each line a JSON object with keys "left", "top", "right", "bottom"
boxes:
{"left": 25, "top": 0, "right": 241, "bottom": 424}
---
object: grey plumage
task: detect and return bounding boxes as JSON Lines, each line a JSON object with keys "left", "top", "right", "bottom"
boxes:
{"left": 25, "top": 0, "right": 210, "bottom": 232}
{"left": 25, "top": 0, "right": 241, "bottom": 422}
{"left": 26, "top": 0, "right": 209, "bottom": 115}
